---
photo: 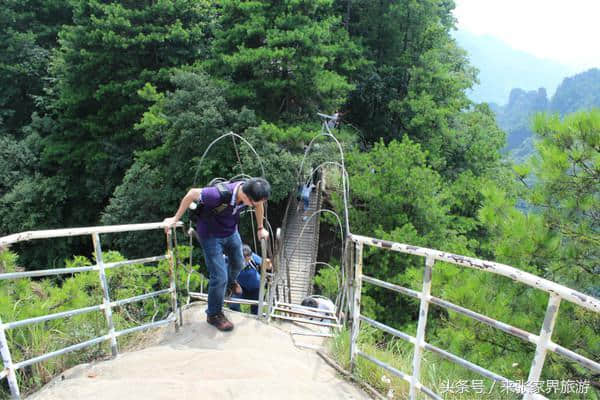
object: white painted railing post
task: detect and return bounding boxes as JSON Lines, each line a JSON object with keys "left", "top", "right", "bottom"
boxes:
{"left": 523, "top": 293, "right": 561, "bottom": 399}
{"left": 0, "top": 317, "right": 20, "bottom": 399}
{"left": 166, "top": 229, "right": 180, "bottom": 332}
{"left": 258, "top": 238, "right": 268, "bottom": 320}
{"left": 410, "top": 256, "right": 434, "bottom": 400}
{"left": 92, "top": 233, "right": 118, "bottom": 357}
{"left": 341, "top": 237, "right": 352, "bottom": 326}
{"left": 350, "top": 242, "right": 363, "bottom": 372}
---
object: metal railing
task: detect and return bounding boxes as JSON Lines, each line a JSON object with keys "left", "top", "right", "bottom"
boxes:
{"left": 0, "top": 222, "right": 182, "bottom": 399}
{"left": 348, "top": 233, "right": 600, "bottom": 400}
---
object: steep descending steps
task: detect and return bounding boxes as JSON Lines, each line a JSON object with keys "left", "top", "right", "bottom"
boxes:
{"left": 281, "top": 182, "right": 323, "bottom": 305}
{"left": 28, "top": 304, "right": 367, "bottom": 400}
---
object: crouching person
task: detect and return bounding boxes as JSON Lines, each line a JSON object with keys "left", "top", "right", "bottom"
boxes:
{"left": 229, "top": 244, "right": 272, "bottom": 315}
{"left": 300, "top": 295, "right": 336, "bottom": 321}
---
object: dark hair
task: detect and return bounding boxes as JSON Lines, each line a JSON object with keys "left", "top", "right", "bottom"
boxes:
{"left": 242, "top": 177, "right": 271, "bottom": 202}
{"left": 242, "top": 244, "right": 252, "bottom": 257}
{"left": 301, "top": 297, "right": 318, "bottom": 308}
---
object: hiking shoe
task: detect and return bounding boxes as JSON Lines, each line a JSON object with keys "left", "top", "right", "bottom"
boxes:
{"left": 227, "top": 281, "right": 242, "bottom": 297}
{"left": 207, "top": 312, "right": 234, "bottom": 331}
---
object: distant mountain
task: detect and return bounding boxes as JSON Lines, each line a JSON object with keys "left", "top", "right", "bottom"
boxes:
{"left": 496, "top": 88, "right": 548, "bottom": 151}
{"left": 492, "top": 68, "right": 600, "bottom": 162}
{"left": 550, "top": 68, "right": 600, "bottom": 115}
{"left": 453, "top": 30, "right": 575, "bottom": 105}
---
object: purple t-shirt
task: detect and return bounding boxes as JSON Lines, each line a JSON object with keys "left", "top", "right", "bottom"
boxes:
{"left": 195, "top": 182, "right": 246, "bottom": 239}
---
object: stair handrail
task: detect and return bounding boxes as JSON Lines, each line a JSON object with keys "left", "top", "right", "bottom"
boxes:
{"left": 0, "top": 222, "right": 184, "bottom": 400}
{"left": 348, "top": 233, "right": 600, "bottom": 400}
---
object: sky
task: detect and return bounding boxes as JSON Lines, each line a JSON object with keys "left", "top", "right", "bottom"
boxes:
{"left": 453, "top": 0, "right": 600, "bottom": 71}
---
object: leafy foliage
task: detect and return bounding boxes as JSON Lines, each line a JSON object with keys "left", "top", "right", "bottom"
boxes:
{"left": 343, "top": 1, "right": 473, "bottom": 142}
{"left": 314, "top": 263, "right": 341, "bottom": 301}
{"left": 206, "top": 0, "right": 362, "bottom": 121}
{"left": 39, "top": 0, "right": 214, "bottom": 228}
{"left": 0, "top": 246, "right": 202, "bottom": 396}
{"left": 344, "top": 138, "right": 451, "bottom": 240}
{"left": 0, "top": 0, "right": 72, "bottom": 134}
{"left": 527, "top": 111, "right": 600, "bottom": 290}
{"left": 328, "top": 137, "right": 475, "bottom": 327}
{"left": 1, "top": 2, "right": 598, "bottom": 397}
{"left": 0, "top": 135, "right": 37, "bottom": 197}
{"left": 101, "top": 69, "right": 258, "bottom": 255}
{"left": 476, "top": 110, "right": 600, "bottom": 387}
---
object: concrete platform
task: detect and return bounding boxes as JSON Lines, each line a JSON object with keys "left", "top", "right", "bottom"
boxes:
{"left": 28, "top": 304, "right": 368, "bottom": 400}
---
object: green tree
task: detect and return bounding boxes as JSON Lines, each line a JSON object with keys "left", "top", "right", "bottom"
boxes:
{"left": 0, "top": 112, "right": 68, "bottom": 267}
{"left": 524, "top": 110, "right": 599, "bottom": 291}
{"left": 440, "top": 104, "right": 508, "bottom": 241}
{"left": 0, "top": 0, "right": 72, "bottom": 134}
{"left": 102, "top": 68, "right": 348, "bottom": 257}
{"left": 340, "top": 1, "right": 506, "bottom": 179}
{"left": 344, "top": 138, "right": 450, "bottom": 239}
{"left": 0, "top": 134, "right": 37, "bottom": 198}
{"left": 330, "top": 138, "right": 475, "bottom": 325}
{"left": 101, "top": 69, "right": 257, "bottom": 256}
{"left": 38, "top": 0, "right": 213, "bottom": 229}
{"left": 206, "top": 0, "right": 362, "bottom": 121}
{"left": 0, "top": 175, "right": 72, "bottom": 266}
{"left": 472, "top": 110, "right": 600, "bottom": 386}
{"left": 343, "top": 1, "right": 470, "bottom": 136}
{"left": 337, "top": 1, "right": 507, "bottom": 250}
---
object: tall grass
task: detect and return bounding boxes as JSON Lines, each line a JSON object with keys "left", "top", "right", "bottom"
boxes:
{"left": 0, "top": 246, "right": 203, "bottom": 398}
{"left": 327, "top": 326, "right": 568, "bottom": 400}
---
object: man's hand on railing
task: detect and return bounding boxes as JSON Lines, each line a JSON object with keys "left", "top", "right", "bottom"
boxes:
{"left": 264, "top": 258, "right": 273, "bottom": 272}
{"left": 257, "top": 227, "right": 269, "bottom": 240}
{"left": 163, "top": 217, "right": 177, "bottom": 234}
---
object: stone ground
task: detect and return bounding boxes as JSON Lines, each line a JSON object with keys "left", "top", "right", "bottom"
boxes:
{"left": 28, "top": 304, "right": 369, "bottom": 400}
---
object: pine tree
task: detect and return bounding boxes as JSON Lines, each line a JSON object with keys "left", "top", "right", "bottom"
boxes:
{"left": 474, "top": 110, "right": 600, "bottom": 383}
{"left": 206, "top": 0, "right": 362, "bottom": 121}
{"left": 40, "top": 0, "right": 214, "bottom": 226}
{"left": 527, "top": 110, "right": 600, "bottom": 291}
{"left": 0, "top": 0, "right": 72, "bottom": 134}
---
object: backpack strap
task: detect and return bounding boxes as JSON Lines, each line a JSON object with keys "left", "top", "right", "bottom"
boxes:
{"left": 190, "top": 182, "right": 234, "bottom": 223}
{"left": 246, "top": 258, "right": 259, "bottom": 270}
{"left": 210, "top": 182, "right": 233, "bottom": 215}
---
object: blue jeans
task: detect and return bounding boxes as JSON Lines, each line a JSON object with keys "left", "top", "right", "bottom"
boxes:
{"left": 199, "top": 231, "right": 244, "bottom": 316}
{"left": 302, "top": 194, "right": 309, "bottom": 211}
{"left": 229, "top": 288, "right": 261, "bottom": 315}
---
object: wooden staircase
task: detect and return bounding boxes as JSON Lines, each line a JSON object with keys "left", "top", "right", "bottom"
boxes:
{"left": 280, "top": 181, "right": 323, "bottom": 305}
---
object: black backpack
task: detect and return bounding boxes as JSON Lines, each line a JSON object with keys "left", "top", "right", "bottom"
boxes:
{"left": 189, "top": 182, "right": 234, "bottom": 222}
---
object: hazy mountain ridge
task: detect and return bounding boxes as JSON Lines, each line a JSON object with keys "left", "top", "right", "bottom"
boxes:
{"left": 493, "top": 68, "right": 600, "bottom": 162}
{"left": 453, "top": 30, "right": 575, "bottom": 104}
{"left": 550, "top": 68, "right": 600, "bottom": 114}
{"left": 454, "top": 30, "right": 599, "bottom": 162}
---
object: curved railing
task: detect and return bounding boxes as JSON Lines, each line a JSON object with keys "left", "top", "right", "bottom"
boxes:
{"left": 0, "top": 222, "right": 183, "bottom": 399}
{"left": 348, "top": 233, "right": 600, "bottom": 400}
